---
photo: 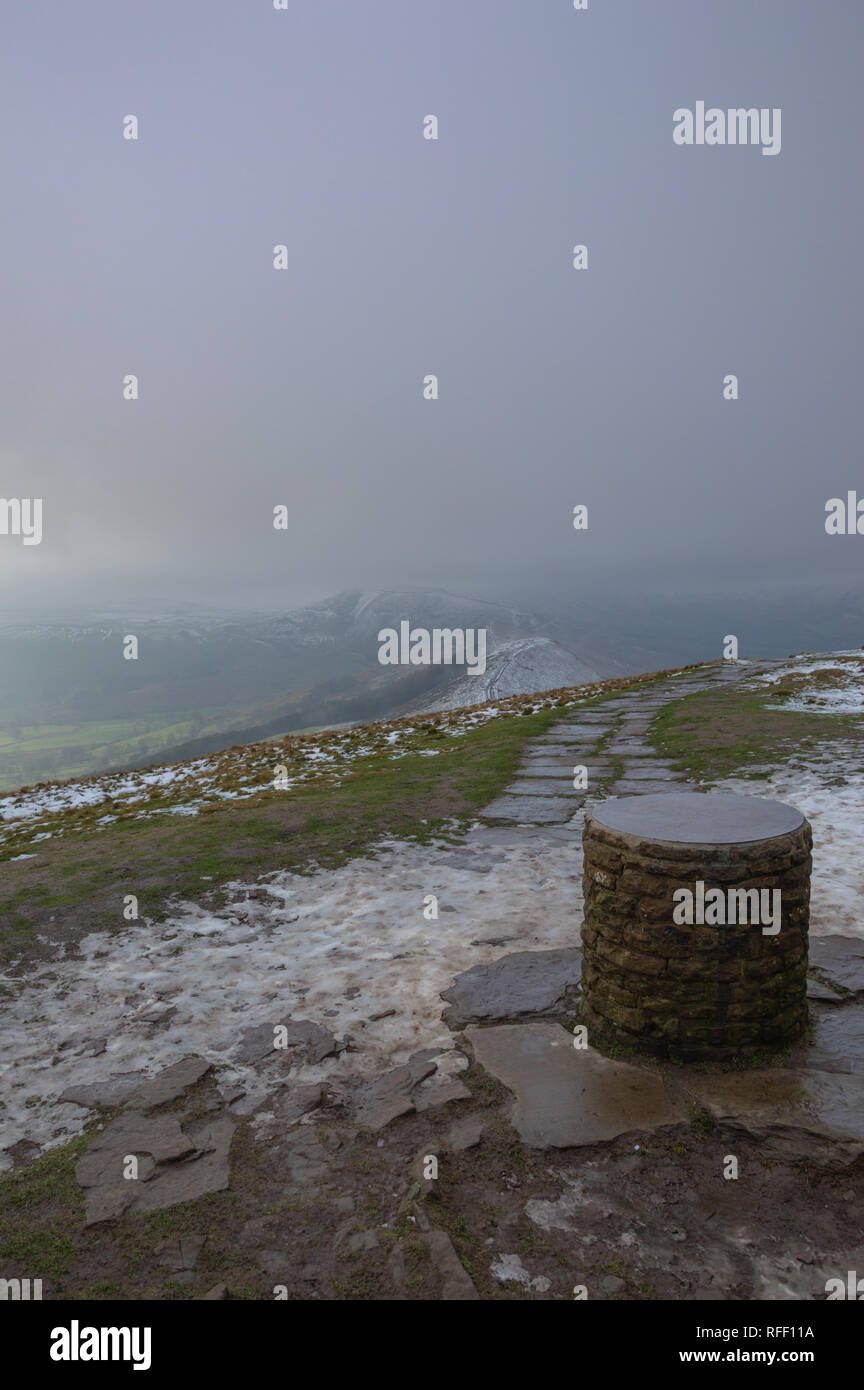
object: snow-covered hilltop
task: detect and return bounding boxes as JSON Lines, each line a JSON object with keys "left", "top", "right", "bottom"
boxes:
{"left": 403, "top": 637, "right": 600, "bottom": 714}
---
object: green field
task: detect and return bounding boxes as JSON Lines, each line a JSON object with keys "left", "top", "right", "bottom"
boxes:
{"left": 0, "top": 709, "right": 233, "bottom": 791}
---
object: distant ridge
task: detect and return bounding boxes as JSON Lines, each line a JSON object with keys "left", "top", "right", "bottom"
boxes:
{"left": 400, "top": 637, "right": 600, "bottom": 714}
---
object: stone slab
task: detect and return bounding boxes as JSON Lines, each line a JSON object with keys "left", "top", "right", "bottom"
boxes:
{"left": 688, "top": 1069, "right": 864, "bottom": 1160}
{"left": 798, "top": 1005, "right": 864, "bottom": 1076}
{"left": 482, "top": 795, "right": 575, "bottom": 824}
{"left": 273, "top": 1083, "right": 325, "bottom": 1122}
{"left": 615, "top": 765, "right": 681, "bottom": 780}
{"left": 809, "top": 937, "right": 864, "bottom": 995}
{"left": 463, "top": 826, "right": 551, "bottom": 849}
{"left": 558, "top": 712, "right": 616, "bottom": 722}
{"left": 519, "top": 762, "right": 613, "bottom": 778}
{"left": 534, "top": 731, "right": 603, "bottom": 743}
{"left": 508, "top": 780, "right": 584, "bottom": 797}
{"left": 466, "top": 1023, "right": 686, "bottom": 1148}
{"left": 421, "top": 1231, "right": 480, "bottom": 1300}
{"left": 353, "top": 1059, "right": 437, "bottom": 1130}
{"left": 61, "top": 1057, "right": 211, "bottom": 1113}
{"left": 236, "top": 1019, "right": 341, "bottom": 1066}
{"left": 60, "top": 1073, "right": 146, "bottom": 1110}
{"left": 442, "top": 949, "right": 582, "bottom": 1028}
{"left": 610, "top": 780, "right": 691, "bottom": 798}
{"left": 591, "top": 792, "right": 804, "bottom": 845}
{"left": 76, "top": 1110, "right": 234, "bottom": 1225}
{"left": 520, "top": 744, "right": 593, "bottom": 758}
{"left": 807, "top": 978, "right": 845, "bottom": 1003}
{"left": 604, "top": 744, "right": 656, "bottom": 758}
{"left": 130, "top": 1057, "right": 212, "bottom": 1108}
{"left": 445, "top": 1115, "right": 487, "bottom": 1151}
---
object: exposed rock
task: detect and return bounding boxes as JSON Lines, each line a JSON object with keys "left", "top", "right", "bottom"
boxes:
{"left": 282, "top": 1128, "right": 332, "bottom": 1184}
{"left": 75, "top": 1110, "right": 234, "bottom": 1225}
{"left": 353, "top": 1059, "right": 437, "bottom": 1130}
{"left": 809, "top": 937, "right": 864, "bottom": 995}
{"left": 517, "top": 761, "right": 594, "bottom": 777}
{"left": 687, "top": 1069, "right": 864, "bottom": 1165}
{"left": 481, "top": 794, "right": 575, "bottom": 824}
{"left": 539, "top": 723, "right": 610, "bottom": 741}
{"left": 423, "top": 1231, "right": 479, "bottom": 1299}
{"left": 60, "top": 1073, "right": 146, "bottom": 1109}
{"left": 442, "top": 949, "right": 582, "bottom": 1029}
{"left": 156, "top": 1234, "right": 206, "bottom": 1272}
{"left": 610, "top": 779, "right": 690, "bottom": 796}
{"left": 4, "top": 1137, "right": 39, "bottom": 1166}
{"left": 803, "top": 1005, "right": 864, "bottom": 1075}
{"left": 218, "top": 1085, "right": 246, "bottom": 1106}
{"left": 466, "top": 1022, "right": 686, "bottom": 1148}
{"left": 76, "top": 1110, "right": 194, "bottom": 1224}
{"left": 273, "top": 1083, "right": 325, "bottom": 1122}
{"left": 60, "top": 1056, "right": 211, "bottom": 1113}
{"left": 615, "top": 765, "right": 681, "bottom": 781}
{"left": 129, "top": 1056, "right": 212, "bottom": 1108}
{"left": 509, "top": 779, "right": 580, "bottom": 796}
{"left": 445, "top": 1115, "right": 486, "bottom": 1151}
{"left": 412, "top": 1074, "right": 471, "bottom": 1112}
{"left": 198, "top": 1284, "right": 229, "bottom": 1300}
{"left": 236, "top": 1019, "right": 341, "bottom": 1066}
{"left": 807, "top": 977, "right": 845, "bottom": 1003}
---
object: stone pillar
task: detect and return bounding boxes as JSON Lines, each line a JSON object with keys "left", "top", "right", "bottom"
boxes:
{"left": 581, "top": 792, "right": 812, "bottom": 1061}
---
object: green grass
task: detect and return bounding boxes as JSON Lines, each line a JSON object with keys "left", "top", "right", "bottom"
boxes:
{"left": 649, "top": 686, "right": 862, "bottom": 782}
{"left": 0, "top": 701, "right": 567, "bottom": 965}
{"left": 0, "top": 1133, "right": 89, "bottom": 1285}
{"left": 0, "top": 1114, "right": 267, "bottom": 1300}
{"left": 0, "top": 710, "right": 230, "bottom": 790}
{"left": 0, "top": 660, "right": 707, "bottom": 965}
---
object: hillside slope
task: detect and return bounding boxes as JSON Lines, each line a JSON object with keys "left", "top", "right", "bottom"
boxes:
{"left": 401, "top": 637, "right": 600, "bottom": 714}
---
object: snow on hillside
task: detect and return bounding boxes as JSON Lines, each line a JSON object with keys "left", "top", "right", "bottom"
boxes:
{"left": 754, "top": 650, "right": 864, "bottom": 714}
{"left": 405, "top": 638, "right": 600, "bottom": 714}
{"left": 0, "top": 666, "right": 655, "bottom": 860}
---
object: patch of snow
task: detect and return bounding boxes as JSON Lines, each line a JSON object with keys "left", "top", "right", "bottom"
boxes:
{"left": 713, "top": 748, "right": 864, "bottom": 939}
{"left": 0, "top": 823, "right": 586, "bottom": 1156}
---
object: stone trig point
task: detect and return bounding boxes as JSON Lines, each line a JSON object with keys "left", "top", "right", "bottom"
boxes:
{"left": 581, "top": 792, "right": 812, "bottom": 1061}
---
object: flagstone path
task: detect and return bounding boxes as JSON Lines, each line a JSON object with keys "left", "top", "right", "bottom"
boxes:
{"left": 482, "top": 659, "right": 775, "bottom": 824}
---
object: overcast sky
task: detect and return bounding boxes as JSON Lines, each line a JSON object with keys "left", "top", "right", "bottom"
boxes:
{"left": 1, "top": 0, "right": 861, "bottom": 614}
